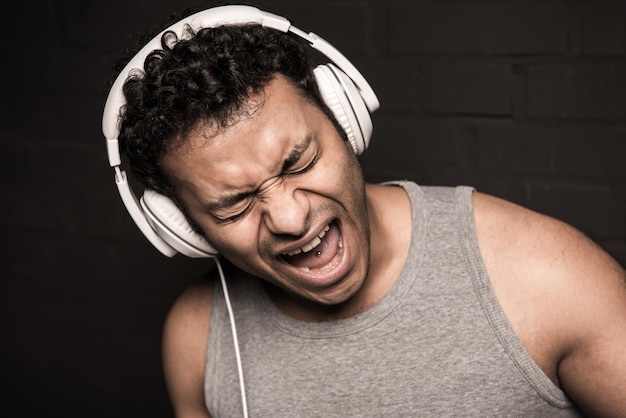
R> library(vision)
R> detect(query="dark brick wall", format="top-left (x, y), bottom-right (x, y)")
top-left (1, 1), bottom-right (624, 416)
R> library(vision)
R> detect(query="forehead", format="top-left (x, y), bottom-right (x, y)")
top-left (160, 76), bottom-right (323, 200)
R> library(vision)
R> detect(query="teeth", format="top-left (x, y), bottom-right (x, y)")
top-left (318, 224), bottom-right (330, 239)
top-left (283, 224), bottom-right (331, 256)
top-left (301, 236), bottom-right (321, 253)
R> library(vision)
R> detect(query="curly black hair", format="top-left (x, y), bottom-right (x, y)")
top-left (117, 23), bottom-right (332, 199)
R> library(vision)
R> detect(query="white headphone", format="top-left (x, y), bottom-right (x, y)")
top-left (102, 5), bottom-right (379, 259)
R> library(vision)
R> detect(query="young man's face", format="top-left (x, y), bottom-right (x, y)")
top-left (161, 75), bottom-right (371, 307)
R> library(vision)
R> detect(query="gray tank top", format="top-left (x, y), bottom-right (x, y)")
top-left (205, 182), bottom-right (582, 417)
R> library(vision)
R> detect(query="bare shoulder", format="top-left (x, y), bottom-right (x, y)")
top-left (162, 273), bottom-right (217, 417)
top-left (472, 192), bottom-right (626, 416)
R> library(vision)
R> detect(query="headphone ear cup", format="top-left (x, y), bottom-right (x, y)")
top-left (140, 190), bottom-right (218, 257)
top-left (313, 64), bottom-right (373, 155)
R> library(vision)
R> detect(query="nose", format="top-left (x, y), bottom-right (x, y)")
top-left (259, 177), bottom-right (310, 237)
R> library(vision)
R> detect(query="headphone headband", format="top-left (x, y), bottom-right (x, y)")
top-left (103, 5), bottom-right (378, 145)
top-left (102, 5), bottom-right (378, 257)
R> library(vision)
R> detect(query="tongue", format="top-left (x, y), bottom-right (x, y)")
top-left (284, 223), bottom-right (340, 270)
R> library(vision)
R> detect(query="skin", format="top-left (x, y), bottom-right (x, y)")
top-left (160, 75), bottom-right (626, 417)
top-left (161, 75), bottom-right (410, 320)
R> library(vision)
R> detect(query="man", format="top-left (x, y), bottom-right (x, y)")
top-left (109, 6), bottom-right (626, 417)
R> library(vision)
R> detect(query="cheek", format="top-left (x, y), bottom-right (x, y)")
top-left (329, 151), bottom-right (365, 206)
top-left (203, 220), bottom-right (262, 260)
top-left (314, 143), bottom-right (363, 193)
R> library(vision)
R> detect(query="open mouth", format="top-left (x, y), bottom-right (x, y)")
top-left (281, 221), bottom-right (342, 271)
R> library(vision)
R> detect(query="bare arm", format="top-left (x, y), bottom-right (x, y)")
top-left (554, 232), bottom-right (626, 416)
top-left (473, 192), bottom-right (626, 416)
top-left (162, 278), bottom-right (216, 418)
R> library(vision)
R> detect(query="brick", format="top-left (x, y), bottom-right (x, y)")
top-left (364, 57), bottom-right (427, 114)
top-left (471, 178), bottom-right (530, 208)
top-left (359, 116), bottom-right (474, 184)
top-left (582, 2), bottom-right (626, 56)
top-left (1, 91), bottom-right (107, 146)
top-left (601, 241), bottom-right (626, 269)
top-left (259, 3), bottom-right (372, 56)
top-left (528, 183), bottom-right (625, 240)
top-left (96, 1), bottom-right (371, 57)
top-left (528, 65), bottom-right (610, 120)
top-left (610, 67), bottom-right (626, 120)
top-left (477, 123), bottom-right (626, 179)
top-left (54, 1), bottom-right (182, 53)
top-left (388, 2), bottom-right (567, 55)
top-left (0, 133), bottom-right (144, 243)
top-left (430, 62), bottom-right (514, 115)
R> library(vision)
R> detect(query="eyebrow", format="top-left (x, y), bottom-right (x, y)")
top-left (206, 135), bottom-right (313, 213)
top-left (282, 134), bottom-right (312, 172)
top-left (205, 190), bottom-right (255, 214)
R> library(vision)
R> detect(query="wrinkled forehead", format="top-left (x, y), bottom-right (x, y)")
top-left (160, 76), bottom-right (323, 190)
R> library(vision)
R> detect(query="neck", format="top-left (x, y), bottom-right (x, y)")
top-left (359, 182), bottom-right (412, 310)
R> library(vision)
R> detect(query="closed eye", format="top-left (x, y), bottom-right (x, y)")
top-left (211, 136), bottom-right (317, 223)
top-left (213, 197), bottom-right (256, 224)
top-left (286, 151), bottom-right (318, 177)
top-left (214, 154), bottom-right (316, 223)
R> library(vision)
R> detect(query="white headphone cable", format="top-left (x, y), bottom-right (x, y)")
top-left (214, 257), bottom-right (249, 418)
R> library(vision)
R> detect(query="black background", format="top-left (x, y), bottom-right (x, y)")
top-left (1, 1), bottom-right (624, 416)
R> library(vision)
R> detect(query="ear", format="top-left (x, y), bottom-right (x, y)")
top-left (314, 63), bottom-right (373, 155)
top-left (141, 190), bottom-right (218, 257)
